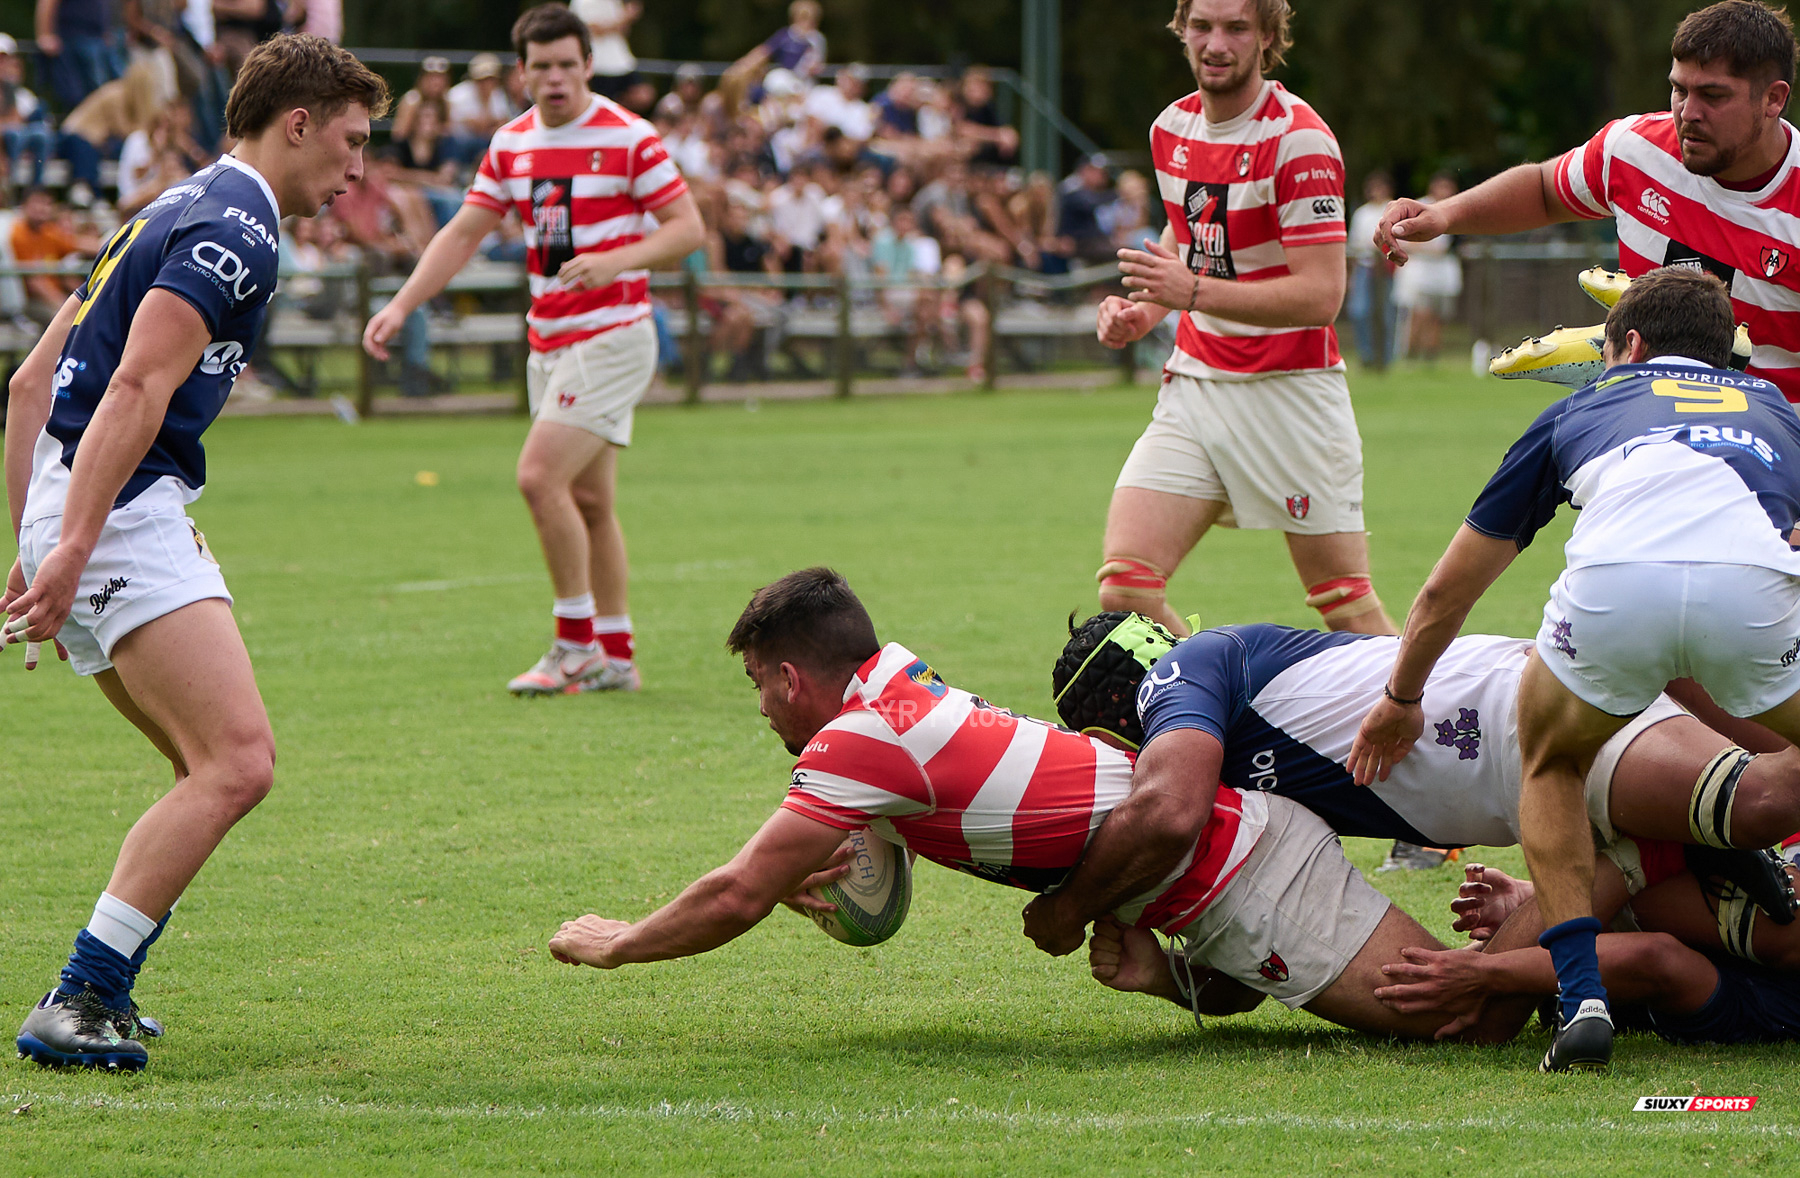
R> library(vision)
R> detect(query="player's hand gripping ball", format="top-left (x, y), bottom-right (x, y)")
top-left (807, 827), bottom-right (912, 946)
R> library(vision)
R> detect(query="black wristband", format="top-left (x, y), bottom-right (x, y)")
top-left (1383, 684), bottom-right (1423, 706)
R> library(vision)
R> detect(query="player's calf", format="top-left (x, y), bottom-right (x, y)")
top-left (1096, 557), bottom-right (1189, 636)
top-left (1304, 574), bottom-right (1391, 634)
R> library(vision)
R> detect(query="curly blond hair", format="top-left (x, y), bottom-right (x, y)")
top-left (1167, 0), bottom-right (1294, 74)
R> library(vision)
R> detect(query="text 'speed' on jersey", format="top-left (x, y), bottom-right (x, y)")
top-left (1465, 359), bottom-right (1800, 576)
top-left (35, 156), bottom-right (279, 515)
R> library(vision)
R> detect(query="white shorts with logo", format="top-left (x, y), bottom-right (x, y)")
top-left (1114, 369), bottom-right (1365, 534)
top-left (17, 503), bottom-right (231, 676)
top-left (1538, 561), bottom-right (1800, 718)
top-left (1172, 793), bottom-right (1389, 1008)
top-left (526, 316), bottom-right (658, 446)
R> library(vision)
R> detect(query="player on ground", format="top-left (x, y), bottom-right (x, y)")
top-left (1374, 861), bottom-right (1800, 1046)
top-left (2, 36), bottom-right (387, 1071)
top-left (546, 568), bottom-right (1513, 1042)
top-left (1347, 268), bottom-right (1800, 1073)
top-left (1090, 0), bottom-right (1395, 644)
top-left (363, 2), bottom-right (705, 697)
top-left (1377, 1), bottom-right (1800, 401)
top-left (1023, 613), bottom-right (1799, 962)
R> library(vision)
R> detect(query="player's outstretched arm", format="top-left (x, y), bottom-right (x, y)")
top-left (3, 290), bottom-right (209, 649)
top-left (1374, 161), bottom-right (1572, 264)
top-left (548, 807), bottom-right (849, 969)
top-left (1347, 525), bottom-right (1518, 784)
top-left (362, 202), bottom-right (504, 360)
top-left (1021, 729), bottom-right (1224, 956)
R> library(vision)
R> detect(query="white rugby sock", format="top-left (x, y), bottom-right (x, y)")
top-left (594, 614), bottom-right (631, 634)
top-left (552, 594), bottom-right (596, 619)
top-left (87, 892), bottom-right (158, 959)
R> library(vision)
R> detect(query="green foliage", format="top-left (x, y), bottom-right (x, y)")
top-left (2, 371), bottom-right (1795, 1173)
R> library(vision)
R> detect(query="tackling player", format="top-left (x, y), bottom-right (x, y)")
top-left (363, 3), bottom-right (705, 697)
top-left (1090, 0), bottom-right (1396, 643)
top-left (546, 568), bottom-right (1524, 1043)
top-left (1377, 1), bottom-right (1800, 401)
top-left (2, 36), bottom-right (387, 1070)
top-left (1348, 268), bottom-right (1800, 1072)
top-left (1023, 612), bottom-right (1799, 963)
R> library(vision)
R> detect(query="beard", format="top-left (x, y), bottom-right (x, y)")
top-left (1678, 123), bottom-right (1751, 177)
top-left (1191, 50), bottom-right (1258, 95)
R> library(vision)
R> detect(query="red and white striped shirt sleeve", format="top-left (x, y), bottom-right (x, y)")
top-left (466, 143), bottom-right (510, 215)
top-left (781, 712), bottom-right (930, 831)
top-left (1553, 118), bottom-right (1623, 221)
top-left (1273, 115), bottom-right (1347, 247)
top-left (627, 127), bottom-right (688, 212)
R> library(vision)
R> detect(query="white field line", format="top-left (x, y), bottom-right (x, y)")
top-left (390, 574), bottom-right (542, 594)
top-left (389, 559), bottom-right (751, 594)
top-left (3, 1091), bottom-right (1795, 1137)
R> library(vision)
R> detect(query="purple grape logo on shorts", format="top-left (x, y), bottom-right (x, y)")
top-left (1551, 617), bottom-right (1577, 658)
top-left (1434, 708), bottom-right (1481, 760)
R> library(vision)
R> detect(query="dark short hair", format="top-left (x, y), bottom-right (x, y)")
top-left (225, 35), bottom-right (390, 140)
top-left (513, 3), bottom-right (592, 63)
top-left (1050, 612), bottom-right (1182, 748)
top-left (1672, 0), bottom-right (1797, 92)
top-left (1605, 266), bottom-right (1736, 368)
top-left (726, 568), bottom-right (880, 675)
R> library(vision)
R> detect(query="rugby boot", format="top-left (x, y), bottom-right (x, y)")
top-left (16, 987), bottom-right (148, 1071)
top-left (122, 999), bottom-right (165, 1040)
top-left (575, 657), bottom-right (641, 693)
top-left (1578, 267), bottom-right (1631, 309)
top-left (1489, 325), bottom-right (1606, 389)
top-left (1685, 844), bottom-right (1799, 925)
top-left (508, 642), bottom-right (609, 696)
top-left (1540, 998), bottom-right (1613, 1073)
top-left (1377, 841), bottom-right (1453, 872)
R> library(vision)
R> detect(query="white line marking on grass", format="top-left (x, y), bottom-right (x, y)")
top-left (3, 1092), bottom-right (1794, 1138)
top-left (390, 574), bottom-right (542, 594)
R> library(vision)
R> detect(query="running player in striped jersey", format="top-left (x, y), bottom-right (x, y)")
top-left (1377, 1), bottom-right (1800, 401)
top-left (1091, 0), bottom-right (1397, 646)
top-left (547, 569), bottom-right (1519, 1041)
top-left (364, 3), bottom-right (704, 697)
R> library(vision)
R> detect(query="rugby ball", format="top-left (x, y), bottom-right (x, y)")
top-left (807, 827), bottom-right (912, 946)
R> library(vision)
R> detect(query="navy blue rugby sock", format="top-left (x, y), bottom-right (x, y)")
top-left (1540, 916), bottom-right (1607, 1023)
top-left (56, 930), bottom-right (135, 1011)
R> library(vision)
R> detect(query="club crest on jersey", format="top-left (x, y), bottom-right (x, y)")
top-left (1285, 494), bottom-right (1310, 520)
top-left (557, 391), bottom-right (577, 409)
top-left (1169, 143), bottom-right (1188, 169)
top-left (1236, 150), bottom-right (1251, 177)
top-left (1434, 708), bottom-right (1481, 760)
top-left (904, 658), bottom-right (948, 697)
top-left (1763, 246), bottom-right (1790, 279)
top-left (591, 150), bottom-right (603, 172)
top-left (1258, 951), bottom-right (1289, 983)
top-left (1550, 617), bottom-right (1577, 658)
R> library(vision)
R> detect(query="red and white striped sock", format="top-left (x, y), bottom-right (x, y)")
top-left (553, 594), bottom-right (597, 649)
top-left (595, 614), bottom-right (634, 661)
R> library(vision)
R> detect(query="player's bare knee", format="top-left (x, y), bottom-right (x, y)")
top-left (212, 732), bottom-right (277, 814)
top-left (1617, 931), bottom-right (1689, 991)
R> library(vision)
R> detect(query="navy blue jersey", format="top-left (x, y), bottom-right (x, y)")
top-left (1618, 955), bottom-right (1800, 1045)
top-left (27, 157), bottom-right (279, 519)
top-left (1466, 358), bottom-right (1800, 574)
top-left (1136, 624), bottom-right (1538, 848)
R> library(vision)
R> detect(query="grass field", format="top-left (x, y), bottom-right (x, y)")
top-left (3, 366), bottom-right (1796, 1175)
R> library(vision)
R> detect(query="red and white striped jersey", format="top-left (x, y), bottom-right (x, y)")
top-left (1151, 81), bottom-right (1347, 381)
top-left (466, 93), bottom-right (687, 351)
top-left (1554, 112), bottom-right (1800, 402)
top-left (781, 643), bottom-right (1267, 935)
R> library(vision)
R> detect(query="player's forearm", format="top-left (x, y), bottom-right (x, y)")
top-left (6, 294), bottom-right (79, 535)
top-left (1049, 790), bottom-right (1212, 930)
top-left (383, 206), bottom-right (493, 316)
top-left (1430, 162), bottom-right (1575, 237)
top-left (52, 377), bottom-right (173, 555)
top-left (608, 869), bottom-right (775, 965)
top-left (1189, 271), bottom-right (1344, 329)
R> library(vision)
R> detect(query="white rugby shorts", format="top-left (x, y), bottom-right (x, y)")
top-left (1114, 369), bottom-right (1366, 534)
top-left (526, 315), bottom-right (658, 446)
top-left (1172, 793), bottom-right (1389, 1008)
top-left (1538, 561), bottom-right (1800, 718)
top-left (17, 503), bottom-right (231, 676)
